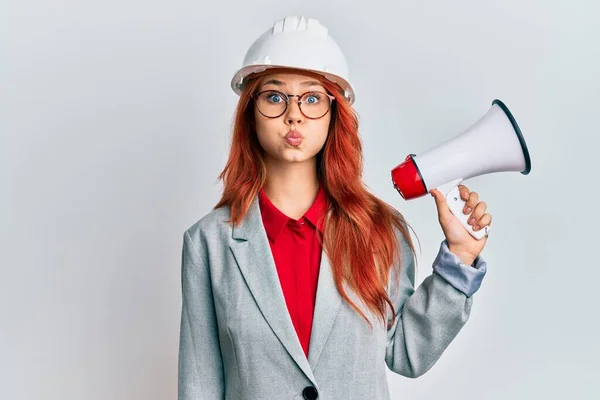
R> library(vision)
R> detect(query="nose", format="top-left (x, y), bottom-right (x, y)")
top-left (285, 98), bottom-right (304, 125)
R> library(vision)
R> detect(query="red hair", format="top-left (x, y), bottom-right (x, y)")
top-left (215, 69), bottom-right (419, 329)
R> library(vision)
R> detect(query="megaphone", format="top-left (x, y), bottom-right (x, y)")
top-left (391, 99), bottom-right (531, 240)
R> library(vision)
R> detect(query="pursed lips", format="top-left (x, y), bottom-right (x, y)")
top-left (285, 130), bottom-right (304, 146)
top-left (285, 130), bottom-right (303, 139)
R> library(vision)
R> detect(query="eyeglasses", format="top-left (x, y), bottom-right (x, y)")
top-left (252, 90), bottom-right (335, 119)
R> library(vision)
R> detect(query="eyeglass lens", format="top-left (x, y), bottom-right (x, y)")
top-left (255, 90), bottom-right (331, 119)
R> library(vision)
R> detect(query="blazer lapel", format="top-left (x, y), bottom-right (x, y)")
top-left (229, 196), bottom-right (317, 384)
top-left (307, 247), bottom-right (343, 369)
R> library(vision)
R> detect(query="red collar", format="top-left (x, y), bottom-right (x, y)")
top-left (258, 184), bottom-right (327, 242)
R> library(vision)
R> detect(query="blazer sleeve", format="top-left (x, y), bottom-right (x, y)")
top-left (178, 230), bottom-right (225, 399)
top-left (385, 225), bottom-right (488, 378)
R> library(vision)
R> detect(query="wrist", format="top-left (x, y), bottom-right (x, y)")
top-left (448, 246), bottom-right (476, 266)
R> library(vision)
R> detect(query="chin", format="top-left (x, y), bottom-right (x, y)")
top-left (277, 151), bottom-right (317, 164)
top-left (282, 155), bottom-right (311, 163)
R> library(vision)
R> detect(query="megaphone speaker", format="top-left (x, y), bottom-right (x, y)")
top-left (391, 99), bottom-right (531, 240)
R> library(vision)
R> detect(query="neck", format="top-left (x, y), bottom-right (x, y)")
top-left (262, 157), bottom-right (320, 220)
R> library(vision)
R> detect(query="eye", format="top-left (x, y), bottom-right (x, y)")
top-left (266, 92), bottom-right (284, 103)
top-left (305, 93), bottom-right (322, 104)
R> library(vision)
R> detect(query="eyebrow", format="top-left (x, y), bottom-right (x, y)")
top-left (261, 79), bottom-right (323, 88)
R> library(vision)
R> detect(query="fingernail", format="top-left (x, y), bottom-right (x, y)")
top-left (469, 218), bottom-right (476, 224)
top-left (474, 225), bottom-right (480, 230)
top-left (464, 207), bottom-right (472, 214)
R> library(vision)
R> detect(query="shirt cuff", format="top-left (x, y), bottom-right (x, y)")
top-left (431, 239), bottom-right (487, 297)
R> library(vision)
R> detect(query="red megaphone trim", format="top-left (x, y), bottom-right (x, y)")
top-left (391, 154), bottom-right (428, 200)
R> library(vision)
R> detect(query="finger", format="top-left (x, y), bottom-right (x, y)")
top-left (463, 191), bottom-right (479, 215)
top-left (473, 213), bottom-right (492, 231)
top-left (468, 201), bottom-right (487, 226)
top-left (458, 185), bottom-right (472, 215)
top-left (458, 184), bottom-right (470, 203)
top-left (429, 189), bottom-right (452, 220)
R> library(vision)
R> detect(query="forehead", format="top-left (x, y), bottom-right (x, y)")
top-left (258, 71), bottom-right (326, 89)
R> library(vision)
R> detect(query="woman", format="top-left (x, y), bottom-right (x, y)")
top-left (178, 16), bottom-right (490, 400)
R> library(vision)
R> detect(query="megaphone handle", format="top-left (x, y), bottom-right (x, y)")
top-left (444, 185), bottom-right (489, 241)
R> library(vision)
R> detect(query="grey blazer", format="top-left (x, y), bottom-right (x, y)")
top-left (178, 195), bottom-right (487, 400)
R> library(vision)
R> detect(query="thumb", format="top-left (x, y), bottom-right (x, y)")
top-left (430, 189), bottom-right (452, 220)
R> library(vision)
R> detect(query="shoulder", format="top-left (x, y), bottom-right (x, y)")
top-left (389, 207), bottom-right (413, 252)
top-left (183, 204), bottom-right (232, 246)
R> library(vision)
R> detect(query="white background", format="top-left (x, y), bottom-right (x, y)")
top-left (2, 0), bottom-right (598, 399)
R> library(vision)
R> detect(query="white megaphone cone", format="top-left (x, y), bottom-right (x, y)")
top-left (391, 99), bottom-right (532, 240)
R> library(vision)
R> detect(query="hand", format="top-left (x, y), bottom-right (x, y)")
top-left (430, 184), bottom-right (492, 266)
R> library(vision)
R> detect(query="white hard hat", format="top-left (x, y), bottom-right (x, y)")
top-left (230, 16), bottom-right (355, 104)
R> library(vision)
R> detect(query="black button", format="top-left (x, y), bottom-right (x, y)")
top-left (302, 386), bottom-right (318, 400)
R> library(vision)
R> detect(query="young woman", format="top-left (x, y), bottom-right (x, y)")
top-left (178, 16), bottom-right (490, 400)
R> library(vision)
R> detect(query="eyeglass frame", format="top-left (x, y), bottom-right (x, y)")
top-left (251, 89), bottom-right (336, 120)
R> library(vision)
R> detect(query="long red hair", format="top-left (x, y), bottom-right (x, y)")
top-left (215, 68), bottom-right (419, 329)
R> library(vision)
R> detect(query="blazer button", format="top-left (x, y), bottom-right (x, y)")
top-left (302, 386), bottom-right (318, 400)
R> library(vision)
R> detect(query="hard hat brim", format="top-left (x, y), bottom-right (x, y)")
top-left (230, 64), bottom-right (355, 105)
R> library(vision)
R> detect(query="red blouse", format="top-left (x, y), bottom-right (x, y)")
top-left (258, 185), bottom-right (327, 358)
